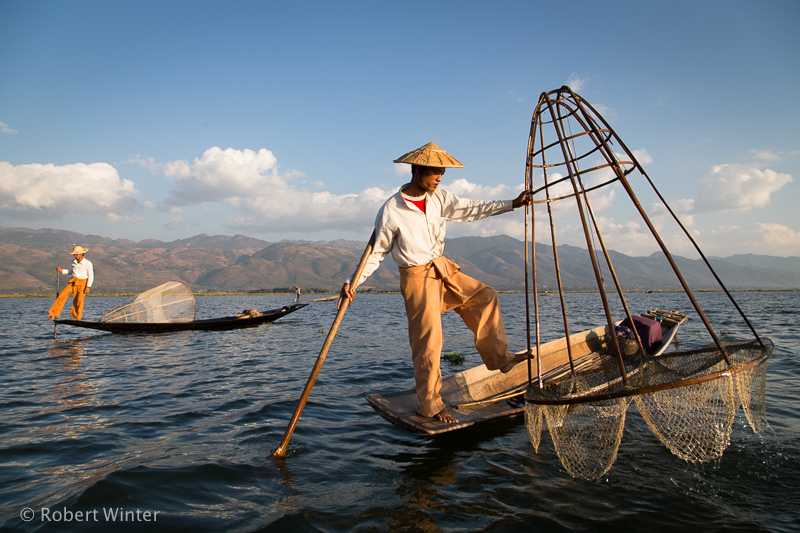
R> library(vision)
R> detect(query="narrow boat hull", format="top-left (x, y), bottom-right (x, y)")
top-left (56, 303), bottom-right (308, 333)
top-left (366, 309), bottom-right (687, 434)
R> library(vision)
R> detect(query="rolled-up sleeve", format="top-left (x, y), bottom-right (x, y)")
top-left (347, 207), bottom-right (395, 288)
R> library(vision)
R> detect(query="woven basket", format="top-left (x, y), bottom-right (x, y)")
top-left (617, 338), bottom-right (640, 357)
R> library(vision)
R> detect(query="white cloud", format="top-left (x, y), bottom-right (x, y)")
top-left (107, 212), bottom-right (142, 223)
top-left (592, 102), bottom-right (612, 117)
top-left (565, 74), bottom-right (587, 92)
top-left (507, 90), bottom-right (525, 102)
top-left (392, 163), bottom-right (411, 176)
top-left (690, 164), bottom-right (793, 214)
top-left (446, 213), bottom-right (527, 240)
top-left (0, 121), bottom-right (17, 134)
top-left (0, 161), bottom-right (138, 219)
top-left (750, 150), bottom-right (781, 163)
top-left (662, 223), bottom-right (800, 257)
top-left (520, 156), bottom-right (799, 257)
top-left (531, 170), bottom-right (617, 222)
top-left (754, 222), bottom-right (800, 250)
top-left (229, 186), bottom-right (392, 234)
top-left (632, 149), bottom-right (653, 166)
top-left (123, 147), bottom-right (797, 257)
top-left (122, 154), bottom-right (159, 172)
top-left (446, 178), bottom-right (513, 201)
top-left (749, 149), bottom-right (799, 163)
top-left (150, 147), bottom-right (539, 235)
top-left (161, 147), bottom-right (296, 206)
top-left (165, 216), bottom-right (183, 230)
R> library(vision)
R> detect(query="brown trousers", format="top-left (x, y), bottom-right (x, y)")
top-left (399, 256), bottom-right (513, 417)
top-left (48, 278), bottom-right (88, 320)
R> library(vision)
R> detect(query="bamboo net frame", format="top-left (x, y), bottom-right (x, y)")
top-left (99, 281), bottom-right (196, 323)
top-left (521, 87), bottom-right (773, 479)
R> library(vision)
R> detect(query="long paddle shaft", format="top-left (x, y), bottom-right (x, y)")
top-left (271, 231), bottom-right (376, 459)
top-left (53, 271), bottom-right (60, 340)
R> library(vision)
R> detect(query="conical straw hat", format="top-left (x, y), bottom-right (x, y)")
top-left (393, 142), bottom-right (465, 168)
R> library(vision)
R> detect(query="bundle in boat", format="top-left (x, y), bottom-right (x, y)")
top-left (519, 87), bottom-right (773, 480)
top-left (99, 281), bottom-right (196, 323)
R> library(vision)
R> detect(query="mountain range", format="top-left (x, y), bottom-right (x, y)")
top-left (1, 226), bottom-right (798, 295)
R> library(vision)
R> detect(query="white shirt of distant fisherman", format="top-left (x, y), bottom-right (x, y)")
top-left (60, 258), bottom-right (94, 288)
top-left (348, 187), bottom-right (513, 287)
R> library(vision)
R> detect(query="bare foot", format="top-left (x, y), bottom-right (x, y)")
top-left (500, 351), bottom-right (529, 373)
top-left (434, 408), bottom-right (458, 424)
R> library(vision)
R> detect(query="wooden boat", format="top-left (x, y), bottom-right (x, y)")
top-left (56, 303), bottom-right (308, 333)
top-left (365, 308), bottom-right (687, 435)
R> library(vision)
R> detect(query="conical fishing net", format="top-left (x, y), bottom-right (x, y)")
top-left (99, 281), bottom-right (196, 323)
top-left (514, 87), bottom-right (774, 480)
top-left (633, 359), bottom-right (736, 463)
top-left (525, 338), bottom-right (772, 480)
top-left (544, 396), bottom-right (630, 480)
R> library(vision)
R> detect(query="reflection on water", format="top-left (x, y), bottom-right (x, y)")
top-left (48, 339), bottom-right (96, 410)
top-left (0, 293), bottom-right (798, 532)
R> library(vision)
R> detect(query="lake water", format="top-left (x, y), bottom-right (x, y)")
top-left (0, 291), bottom-right (798, 532)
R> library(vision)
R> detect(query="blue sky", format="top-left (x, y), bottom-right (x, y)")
top-left (1, 0), bottom-right (798, 257)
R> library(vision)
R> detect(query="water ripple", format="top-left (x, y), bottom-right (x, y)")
top-left (0, 292), bottom-right (797, 532)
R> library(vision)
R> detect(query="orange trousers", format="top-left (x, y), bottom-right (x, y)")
top-left (399, 256), bottom-right (514, 417)
top-left (48, 278), bottom-right (88, 320)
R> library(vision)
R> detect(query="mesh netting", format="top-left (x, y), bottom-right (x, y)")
top-left (99, 281), bottom-right (196, 323)
top-left (525, 338), bottom-right (773, 480)
top-left (634, 359), bottom-right (736, 463)
top-left (546, 397), bottom-right (630, 480)
top-left (525, 403), bottom-right (544, 453)
top-left (732, 345), bottom-right (770, 433)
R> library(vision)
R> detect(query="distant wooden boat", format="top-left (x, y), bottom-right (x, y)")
top-left (56, 303), bottom-right (308, 333)
top-left (366, 309), bottom-right (687, 434)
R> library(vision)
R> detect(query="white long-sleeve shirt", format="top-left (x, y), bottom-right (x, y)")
top-left (60, 258), bottom-right (94, 288)
top-left (348, 187), bottom-right (513, 287)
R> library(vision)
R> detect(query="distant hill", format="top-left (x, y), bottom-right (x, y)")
top-left (0, 226), bottom-right (270, 251)
top-left (1, 226), bottom-right (798, 295)
top-left (710, 253), bottom-right (800, 272)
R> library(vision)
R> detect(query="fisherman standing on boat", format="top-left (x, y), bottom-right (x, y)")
top-left (48, 246), bottom-right (94, 321)
top-left (338, 142), bottom-right (531, 424)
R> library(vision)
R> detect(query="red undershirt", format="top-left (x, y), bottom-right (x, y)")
top-left (404, 196), bottom-right (426, 213)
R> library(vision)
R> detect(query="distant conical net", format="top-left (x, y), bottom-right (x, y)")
top-left (99, 281), bottom-right (196, 323)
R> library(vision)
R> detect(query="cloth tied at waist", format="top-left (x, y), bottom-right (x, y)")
top-left (399, 256), bottom-right (461, 280)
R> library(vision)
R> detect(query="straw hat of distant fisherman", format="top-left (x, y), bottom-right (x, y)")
top-left (69, 246), bottom-right (89, 255)
top-left (393, 142), bottom-right (465, 168)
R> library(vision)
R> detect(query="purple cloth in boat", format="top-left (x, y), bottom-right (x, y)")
top-left (619, 315), bottom-right (662, 352)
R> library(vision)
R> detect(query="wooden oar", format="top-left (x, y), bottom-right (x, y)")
top-left (271, 231), bottom-right (376, 459)
top-left (53, 271), bottom-right (60, 340)
top-left (300, 295), bottom-right (339, 303)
